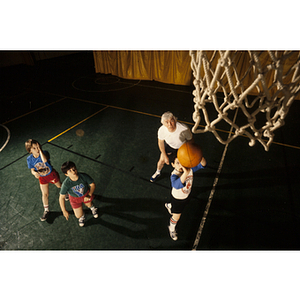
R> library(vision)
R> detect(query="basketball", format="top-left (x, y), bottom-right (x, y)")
top-left (177, 142), bottom-right (203, 168)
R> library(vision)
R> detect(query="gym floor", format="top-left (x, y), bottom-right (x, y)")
top-left (1, 51), bottom-right (300, 252)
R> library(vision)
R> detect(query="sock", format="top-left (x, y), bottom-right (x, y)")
top-left (169, 217), bottom-right (177, 231)
top-left (156, 170), bottom-right (161, 174)
top-left (44, 205), bottom-right (49, 212)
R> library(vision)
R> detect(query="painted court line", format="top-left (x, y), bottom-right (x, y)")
top-left (3, 97), bottom-right (66, 125)
top-left (192, 108), bottom-right (239, 250)
top-left (47, 106), bottom-right (108, 142)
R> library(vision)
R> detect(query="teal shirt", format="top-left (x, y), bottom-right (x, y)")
top-left (60, 172), bottom-right (94, 198)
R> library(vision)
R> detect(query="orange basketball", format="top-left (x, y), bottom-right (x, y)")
top-left (177, 142), bottom-right (203, 168)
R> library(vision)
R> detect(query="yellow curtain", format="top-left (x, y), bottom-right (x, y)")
top-left (93, 50), bottom-right (193, 85)
top-left (93, 50), bottom-right (300, 99)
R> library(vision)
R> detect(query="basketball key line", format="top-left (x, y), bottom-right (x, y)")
top-left (47, 106), bottom-right (108, 142)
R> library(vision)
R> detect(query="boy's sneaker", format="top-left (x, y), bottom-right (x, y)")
top-left (165, 203), bottom-right (172, 215)
top-left (168, 226), bottom-right (178, 241)
top-left (65, 194), bottom-right (69, 201)
top-left (79, 216), bottom-right (85, 227)
top-left (40, 210), bottom-right (50, 221)
top-left (91, 207), bottom-right (98, 218)
top-left (150, 171), bottom-right (161, 182)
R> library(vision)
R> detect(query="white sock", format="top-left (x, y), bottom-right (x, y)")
top-left (44, 205), bottom-right (49, 212)
top-left (169, 217), bottom-right (177, 231)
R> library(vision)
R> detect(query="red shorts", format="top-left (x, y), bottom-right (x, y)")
top-left (39, 169), bottom-right (60, 185)
top-left (69, 190), bottom-right (94, 209)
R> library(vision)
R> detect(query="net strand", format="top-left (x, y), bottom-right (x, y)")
top-left (190, 50), bottom-right (300, 151)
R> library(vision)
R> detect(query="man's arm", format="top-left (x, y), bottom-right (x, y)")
top-left (158, 138), bottom-right (169, 165)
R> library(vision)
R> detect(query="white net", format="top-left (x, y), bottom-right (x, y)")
top-left (190, 50), bottom-right (300, 150)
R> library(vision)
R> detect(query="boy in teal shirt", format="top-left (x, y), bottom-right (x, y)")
top-left (59, 161), bottom-right (98, 227)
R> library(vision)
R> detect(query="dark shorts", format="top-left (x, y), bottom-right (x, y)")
top-left (170, 194), bottom-right (190, 214)
top-left (165, 142), bottom-right (178, 156)
top-left (39, 169), bottom-right (60, 185)
top-left (68, 190), bottom-right (94, 209)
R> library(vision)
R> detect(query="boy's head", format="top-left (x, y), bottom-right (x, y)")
top-left (61, 161), bottom-right (77, 175)
top-left (25, 139), bottom-right (39, 153)
top-left (169, 153), bottom-right (184, 172)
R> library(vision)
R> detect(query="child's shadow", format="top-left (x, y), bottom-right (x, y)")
top-left (46, 210), bottom-right (74, 224)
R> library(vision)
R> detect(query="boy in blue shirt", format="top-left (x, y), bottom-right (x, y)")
top-left (25, 139), bottom-right (62, 221)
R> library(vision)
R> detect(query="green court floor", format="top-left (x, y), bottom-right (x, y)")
top-left (1, 52), bottom-right (300, 251)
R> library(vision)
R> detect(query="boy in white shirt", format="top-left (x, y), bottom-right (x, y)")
top-left (165, 154), bottom-right (206, 241)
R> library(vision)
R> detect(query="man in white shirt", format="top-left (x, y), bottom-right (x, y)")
top-left (150, 111), bottom-right (193, 182)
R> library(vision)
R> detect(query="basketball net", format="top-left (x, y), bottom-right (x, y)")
top-left (190, 51), bottom-right (300, 150)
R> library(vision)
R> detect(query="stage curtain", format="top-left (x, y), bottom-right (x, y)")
top-left (93, 50), bottom-right (300, 99)
top-left (93, 50), bottom-right (193, 86)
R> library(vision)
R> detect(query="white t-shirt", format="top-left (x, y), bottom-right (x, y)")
top-left (157, 122), bottom-right (192, 149)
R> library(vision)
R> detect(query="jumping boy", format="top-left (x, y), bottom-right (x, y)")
top-left (165, 154), bottom-right (206, 241)
top-left (59, 161), bottom-right (98, 227)
top-left (25, 139), bottom-right (62, 221)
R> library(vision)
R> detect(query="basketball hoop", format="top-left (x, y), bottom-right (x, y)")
top-left (190, 50), bottom-right (300, 150)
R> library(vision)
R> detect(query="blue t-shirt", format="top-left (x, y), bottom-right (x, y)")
top-left (27, 150), bottom-right (53, 177)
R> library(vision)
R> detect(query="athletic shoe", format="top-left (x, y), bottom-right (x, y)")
top-left (150, 171), bottom-right (160, 182)
top-left (165, 203), bottom-right (172, 215)
top-left (40, 210), bottom-right (50, 221)
top-left (79, 216), bottom-right (85, 227)
top-left (91, 207), bottom-right (98, 218)
top-left (65, 194), bottom-right (69, 201)
top-left (168, 226), bottom-right (178, 241)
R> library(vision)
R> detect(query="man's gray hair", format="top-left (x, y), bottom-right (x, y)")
top-left (161, 111), bottom-right (177, 124)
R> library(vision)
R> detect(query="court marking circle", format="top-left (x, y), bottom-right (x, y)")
top-left (72, 74), bottom-right (140, 92)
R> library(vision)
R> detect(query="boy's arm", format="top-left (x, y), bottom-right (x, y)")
top-left (171, 174), bottom-right (185, 189)
top-left (59, 194), bottom-right (69, 220)
top-left (84, 182), bottom-right (95, 202)
top-left (192, 158), bottom-right (207, 172)
top-left (37, 142), bottom-right (48, 163)
top-left (30, 168), bottom-right (40, 179)
top-left (180, 167), bottom-right (190, 184)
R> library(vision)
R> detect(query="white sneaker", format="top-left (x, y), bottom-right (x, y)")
top-left (165, 203), bottom-right (172, 215)
top-left (79, 216), bottom-right (85, 227)
top-left (168, 226), bottom-right (178, 241)
top-left (91, 207), bottom-right (98, 218)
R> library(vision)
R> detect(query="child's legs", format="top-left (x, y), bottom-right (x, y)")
top-left (172, 213), bottom-right (181, 221)
top-left (73, 206), bottom-right (84, 219)
top-left (84, 200), bottom-right (92, 208)
top-left (54, 181), bottom-right (62, 188)
top-left (39, 183), bottom-right (49, 206)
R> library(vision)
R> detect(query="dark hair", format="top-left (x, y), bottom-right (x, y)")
top-left (61, 161), bottom-right (76, 174)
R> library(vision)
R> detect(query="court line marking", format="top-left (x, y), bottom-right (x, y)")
top-left (3, 97), bottom-right (66, 125)
top-left (3, 88), bottom-right (300, 151)
top-left (47, 106), bottom-right (108, 142)
top-left (67, 97), bottom-right (300, 151)
top-left (24, 88), bottom-right (300, 150)
top-left (192, 108), bottom-right (239, 251)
